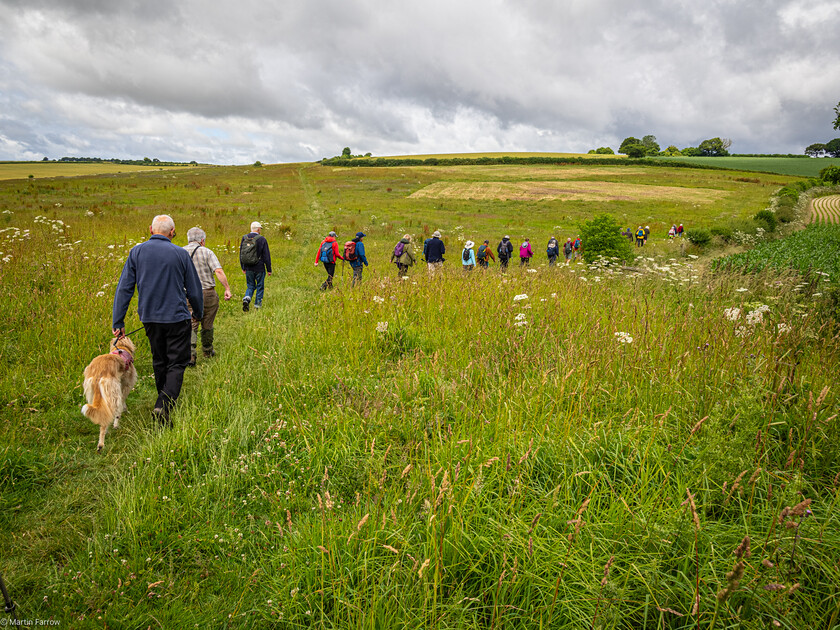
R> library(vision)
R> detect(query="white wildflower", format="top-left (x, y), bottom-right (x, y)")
top-left (373, 296), bottom-right (385, 304)
top-left (724, 307), bottom-right (741, 321)
top-left (614, 332), bottom-right (633, 344)
top-left (513, 294), bottom-right (528, 301)
top-left (735, 287), bottom-right (749, 293)
top-left (514, 321), bottom-right (528, 327)
top-left (776, 323), bottom-right (791, 334)
top-left (514, 313), bottom-right (527, 321)
top-left (376, 321), bottom-right (388, 333)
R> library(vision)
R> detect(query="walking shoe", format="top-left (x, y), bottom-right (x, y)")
top-left (242, 296), bottom-right (250, 312)
top-left (152, 407), bottom-right (171, 427)
top-left (203, 349), bottom-right (216, 358)
top-left (187, 354), bottom-right (197, 367)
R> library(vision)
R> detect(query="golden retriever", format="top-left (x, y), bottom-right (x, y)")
top-left (81, 336), bottom-right (138, 451)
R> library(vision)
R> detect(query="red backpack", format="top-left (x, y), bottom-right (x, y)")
top-left (344, 240), bottom-right (357, 261)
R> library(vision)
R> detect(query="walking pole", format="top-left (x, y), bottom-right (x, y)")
top-left (0, 572), bottom-right (18, 624)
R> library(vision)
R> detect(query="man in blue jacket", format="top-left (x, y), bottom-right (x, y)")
top-left (348, 231), bottom-right (369, 286)
top-left (425, 230), bottom-right (445, 274)
top-left (112, 215), bottom-right (203, 424)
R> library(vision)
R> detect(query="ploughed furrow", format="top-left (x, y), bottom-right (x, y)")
top-left (810, 195), bottom-right (840, 224)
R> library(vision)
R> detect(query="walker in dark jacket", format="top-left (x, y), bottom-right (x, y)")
top-left (113, 220), bottom-right (203, 422)
top-left (425, 235), bottom-right (445, 263)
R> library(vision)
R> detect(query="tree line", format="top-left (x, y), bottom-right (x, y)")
top-left (590, 135), bottom-right (733, 158)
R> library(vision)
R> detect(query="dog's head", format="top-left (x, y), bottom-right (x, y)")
top-left (110, 335), bottom-right (136, 356)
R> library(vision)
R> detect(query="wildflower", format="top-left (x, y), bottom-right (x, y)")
top-left (527, 269), bottom-right (537, 273)
top-left (401, 276), bottom-right (409, 280)
top-left (724, 307), bottom-right (741, 321)
top-left (376, 321), bottom-right (388, 333)
top-left (373, 296), bottom-right (385, 304)
top-left (777, 323), bottom-right (790, 334)
top-left (514, 321), bottom-right (528, 327)
top-left (614, 332), bottom-right (633, 344)
top-left (735, 287), bottom-right (749, 292)
top-left (514, 313), bottom-right (527, 321)
top-left (513, 294), bottom-right (528, 301)
top-left (688, 254), bottom-right (699, 259)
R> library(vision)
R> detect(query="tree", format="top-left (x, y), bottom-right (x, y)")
top-left (698, 137), bottom-right (730, 156)
top-left (341, 147), bottom-right (352, 158)
top-left (820, 164), bottom-right (840, 184)
top-left (618, 137), bottom-right (641, 155)
top-left (42, 156), bottom-right (49, 161)
top-left (588, 147), bottom-right (614, 154)
top-left (624, 144), bottom-right (647, 158)
top-left (834, 101), bottom-right (840, 131)
top-left (805, 143), bottom-right (827, 157)
top-left (578, 213), bottom-right (633, 264)
top-left (826, 138), bottom-right (840, 158)
top-left (662, 145), bottom-right (682, 156)
top-left (641, 135), bottom-right (660, 155)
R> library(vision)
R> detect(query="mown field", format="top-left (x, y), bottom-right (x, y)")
top-left (0, 162), bottom-right (197, 181)
top-left (654, 156), bottom-right (840, 178)
top-left (1, 161), bottom-right (839, 628)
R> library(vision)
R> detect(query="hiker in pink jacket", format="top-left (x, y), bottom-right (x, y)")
top-left (519, 238), bottom-right (533, 267)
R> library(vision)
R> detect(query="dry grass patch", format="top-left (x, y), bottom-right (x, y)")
top-left (410, 180), bottom-right (728, 203)
top-left (411, 165), bottom-right (649, 179)
top-left (0, 163), bottom-right (194, 181)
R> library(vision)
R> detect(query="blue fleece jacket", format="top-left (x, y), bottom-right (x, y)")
top-left (350, 240), bottom-right (368, 268)
top-left (113, 234), bottom-right (203, 328)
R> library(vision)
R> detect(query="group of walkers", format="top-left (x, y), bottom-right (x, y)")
top-left (311, 230), bottom-right (586, 286)
top-left (626, 223), bottom-right (683, 247)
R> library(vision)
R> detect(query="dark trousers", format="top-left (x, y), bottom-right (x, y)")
top-left (144, 319), bottom-right (191, 414)
top-left (351, 264), bottom-right (364, 286)
top-left (321, 262), bottom-right (336, 290)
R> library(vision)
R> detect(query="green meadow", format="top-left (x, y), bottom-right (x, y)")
top-left (1, 161), bottom-right (839, 628)
top-left (653, 156), bottom-right (840, 178)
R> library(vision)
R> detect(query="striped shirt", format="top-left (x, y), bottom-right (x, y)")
top-left (183, 243), bottom-right (222, 290)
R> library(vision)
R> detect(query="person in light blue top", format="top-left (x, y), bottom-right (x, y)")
top-left (461, 240), bottom-right (476, 271)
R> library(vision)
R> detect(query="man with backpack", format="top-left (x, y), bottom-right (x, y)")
top-left (497, 235), bottom-right (514, 270)
top-left (239, 221), bottom-right (271, 312)
top-left (345, 232), bottom-right (368, 286)
top-left (573, 236), bottom-right (582, 261)
top-left (563, 237), bottom-right (574, 264)
top-left (315, 231), bottom-right (343, 290)
top-left (476, 239), bottom-right (495, 269)
top-left (425, 230), bottom-right (445, 274)
top-left (546, 237), bottom-right (560, 266)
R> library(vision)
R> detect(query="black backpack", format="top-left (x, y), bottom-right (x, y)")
top-left (240, 235), bottom-right (262, 267)
top-left (462, 248), bottom-right (471, 262)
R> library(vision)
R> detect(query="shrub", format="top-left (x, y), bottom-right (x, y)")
top-left (710, 225), bottom-right (734, 242)
top-left (578, 213), bottom-right (633, 264)
top-left (775, 204), bottom-right (796, 223)
top-left (685, 228), bottom-right (712, 246)
top-left (754, 209), bottom-right (778, 232)
top-left (820, 164), bottom-right (840, 185)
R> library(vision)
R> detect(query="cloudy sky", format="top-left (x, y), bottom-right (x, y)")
top-left (0, 0), bottom-right (838, 164)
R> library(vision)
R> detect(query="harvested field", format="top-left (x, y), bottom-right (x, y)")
top-left (809, 195), bottom-right (840, 224)
top-left (410, 165), bottom-right (649, 179)
top-left (409, 180), bottom-right (727, 203)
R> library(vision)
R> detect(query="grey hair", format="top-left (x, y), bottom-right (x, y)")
top-left (151, 215), bottom-right (175, 234)
top-left (187, 227), bottom-right (206, 243)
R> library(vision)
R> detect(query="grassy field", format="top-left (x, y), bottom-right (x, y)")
top-left (653, 156), bottom-right (840, 178)
top-left (0, 162), bottom-right (200, 181)
top-left (1, 161), bottom-right (839, 628)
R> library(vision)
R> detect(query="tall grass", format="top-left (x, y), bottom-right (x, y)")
top-left (1, 164), bottom-right (838, 628)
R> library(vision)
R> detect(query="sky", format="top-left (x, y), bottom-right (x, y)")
top-left (0, 0), bottom-right (838, 165)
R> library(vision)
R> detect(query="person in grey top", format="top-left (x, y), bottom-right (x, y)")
top-left (184, 227), bottom-right (232, 365)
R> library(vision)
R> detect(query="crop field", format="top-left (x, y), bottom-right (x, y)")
top-left (653, 156), bottom-right (840, 178)
top-left (1, 161), bottom-right (839, 628)
top-left (0, 162), bottom-right (195, 181)
top-left (809, 195), bottom-right (840, 224)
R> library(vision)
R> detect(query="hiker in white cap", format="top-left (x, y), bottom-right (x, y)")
top-left (425, 230), bottom-right (445, 274)
top-left (239, 221), bottom-right (271, 311)
top-left (461, 240), bottom-right (476, 272)
top-left (497, 235), bottom-right (514, 271)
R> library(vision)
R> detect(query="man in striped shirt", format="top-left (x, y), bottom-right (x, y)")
top-left (184, 227), bottom-right (233, 366)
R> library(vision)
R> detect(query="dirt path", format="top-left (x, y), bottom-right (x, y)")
top-left (808, 195), bottom-right (840, 224)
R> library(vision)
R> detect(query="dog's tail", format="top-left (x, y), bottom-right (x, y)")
top-left (81, 376), bottom-right (121, 426)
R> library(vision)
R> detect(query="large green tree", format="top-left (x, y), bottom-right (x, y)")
top-left (833, 101), bottom-right (840, 130)
top-left (618, 137), bottom-right (641, 154)
top-left (826, 138), bottom-right (840, 158)
top-left (641, 135), bottom-right (660, 155)
top-left (698, 137), bottom-right (731, 156)
top-left (805, 143), bottom-right (827, 157)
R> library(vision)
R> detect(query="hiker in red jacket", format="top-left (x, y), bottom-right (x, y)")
top-left (315, 231), bottom-right (344, 290)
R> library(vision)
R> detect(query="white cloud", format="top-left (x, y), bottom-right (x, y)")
top-left (0, 0), bottom-right (837, 163)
